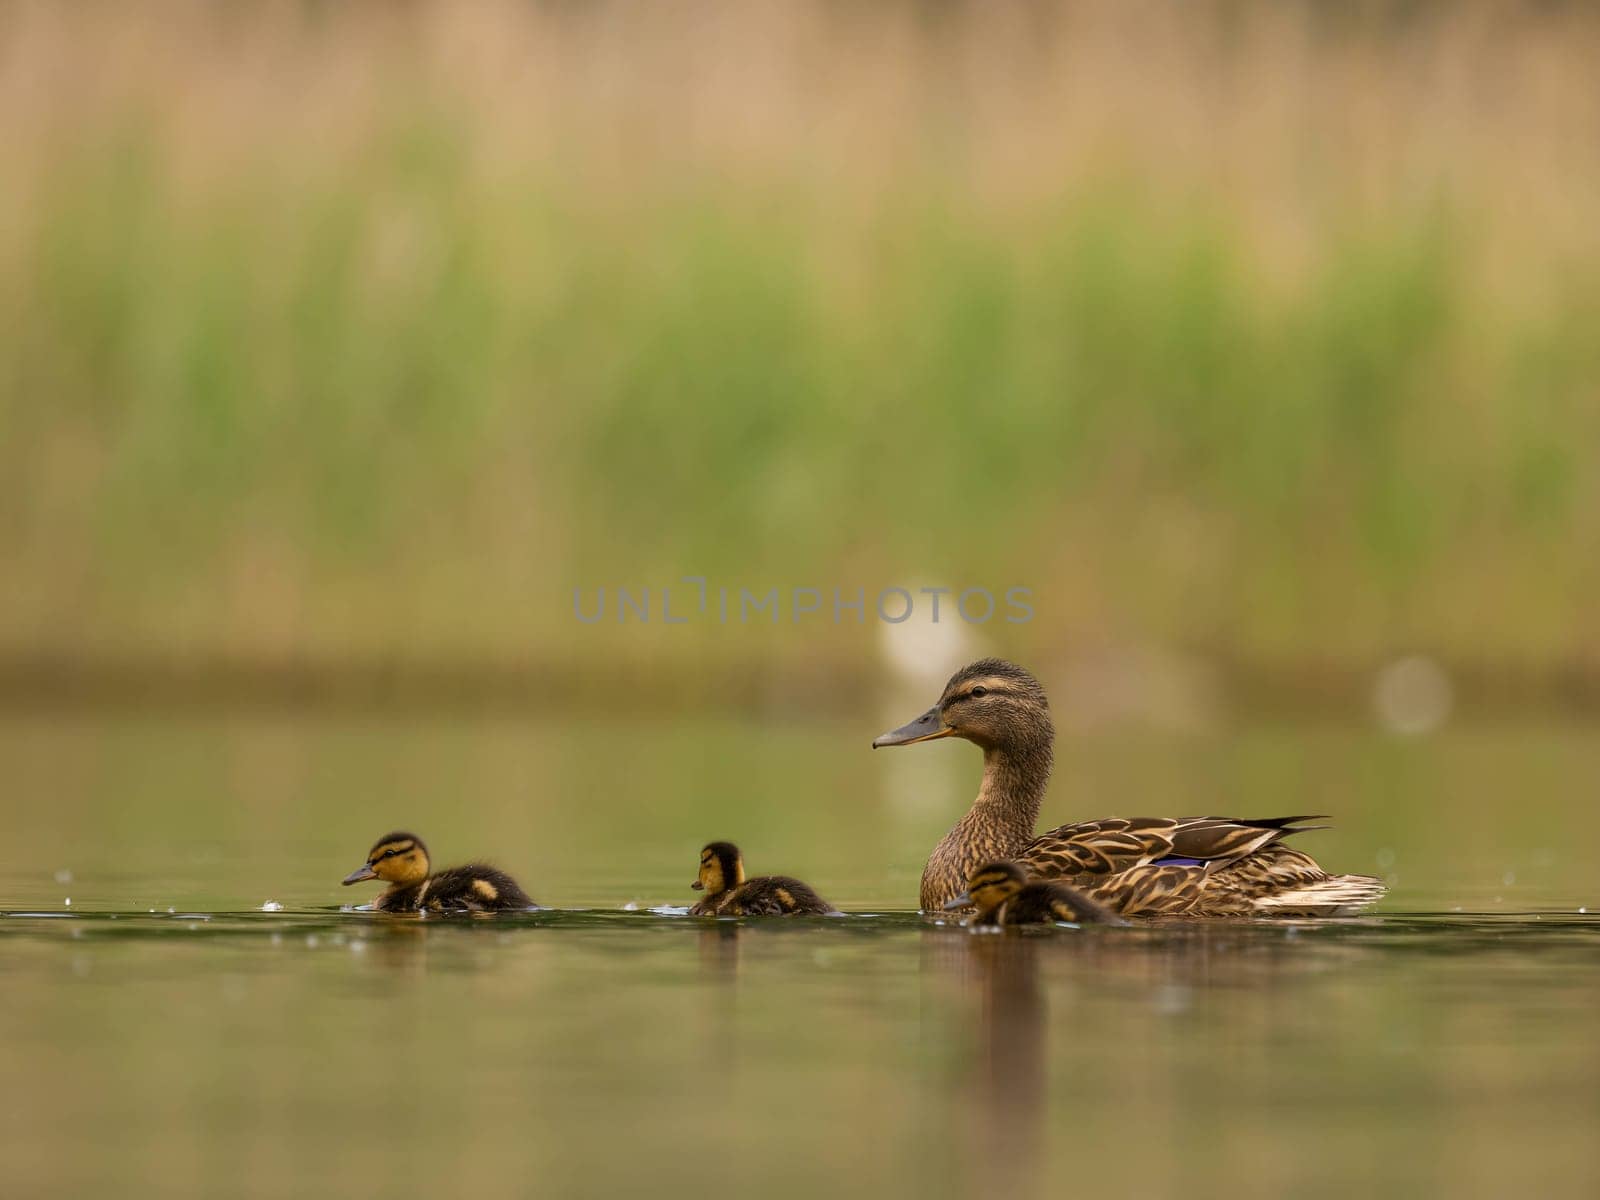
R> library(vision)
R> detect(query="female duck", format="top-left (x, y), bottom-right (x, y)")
top-left (689, 841), bottom-right (837, 916)
top-left (874, 658), bottom-right (1386, 918)
top-left (946, 861), bottom-right (1127, 927)
top-left (341, 831), bottom-right (535, 913)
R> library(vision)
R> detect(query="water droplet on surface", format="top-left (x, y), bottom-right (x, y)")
top-left (63, 898), bottom-right (71, 907)
top-left (620, 901), bottom-right (640, 912)
top-left (260, 900), bottom-right (284, 912)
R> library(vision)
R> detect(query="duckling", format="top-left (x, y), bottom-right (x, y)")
top-left (945, 861), bottom-right (1127, 927)
top-left (341, 831), bottom-right (535, 913)
top-left (874, 657), bottom-right (1387, 917)
top-left (688, 841), bottom-right (837, 916)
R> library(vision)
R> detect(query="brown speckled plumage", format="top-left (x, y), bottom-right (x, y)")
top-left (874, 659), bottom-right (1386, 917)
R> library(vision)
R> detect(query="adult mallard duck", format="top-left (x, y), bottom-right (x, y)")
top-left (688, 841), bottom-right (838, 916)
top-left (947, 860), bottom-right (1128, 927)
top-left (341, 831), bottom-right (536, 913)
top-left (873, 658), bottom-right (1386, 917)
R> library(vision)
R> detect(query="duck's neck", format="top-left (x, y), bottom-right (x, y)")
top-left (921, 737), bottom-right (1053, 911)
top-left (975, 741), bottom-right (1051, 833)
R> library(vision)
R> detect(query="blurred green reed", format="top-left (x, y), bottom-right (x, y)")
top-left (2, 1), bottom-right (1599, 684)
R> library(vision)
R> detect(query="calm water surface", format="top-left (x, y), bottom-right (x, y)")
top-left (2, 713), bottom-right (1598, 1198)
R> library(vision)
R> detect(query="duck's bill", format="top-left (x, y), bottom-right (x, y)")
top-left (871, 706), bottom-right (953, 748)
top-left (690, 880), bottom-right (704, 891)
top-left (341, 864), bottom-right (377, 885)
top-left (941, 894), bottom-right (972, 911)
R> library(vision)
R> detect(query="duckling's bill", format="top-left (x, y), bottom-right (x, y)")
top-left (941, 893), bottom-right (971, 911)
top-left (341, 864), bottom-right (377, 885)
top-left (871, 706), bottom-right (954, 748)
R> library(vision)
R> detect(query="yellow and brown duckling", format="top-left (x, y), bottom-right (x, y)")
top-left (688, 841), bottom-right (838, 916)
top-left (341, 831), bottom-right (535, 913)
top-left (875, 658), bottom-right (1387, 917)
top-left (946, 861), bottom-right (1127, 928)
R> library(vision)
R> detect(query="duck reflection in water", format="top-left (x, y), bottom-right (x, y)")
top-left (698, 919), bottom-right (742, 979)
top-left (925, 916), bottom-right (1384, 1192)
top-left (947, 932), bottom-right (1048, 1194)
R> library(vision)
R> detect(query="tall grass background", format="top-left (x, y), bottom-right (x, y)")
top-left (3, 0), bottom-right (1599, 708)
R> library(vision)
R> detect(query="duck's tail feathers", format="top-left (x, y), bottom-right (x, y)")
top-left (1250, 873), bottom-right (1387, 917)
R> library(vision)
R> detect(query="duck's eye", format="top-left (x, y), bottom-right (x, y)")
top-left (969, 686), bottom-right (988, 699)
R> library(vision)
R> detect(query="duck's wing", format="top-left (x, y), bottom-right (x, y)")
top-left (726, 876), bottom-right (835, 916)
top-left (1078, 863), bottom-right (1227, 917)
top-left (1018, 815), bottom-right (1329, 879)
top-left (463, 865), bottom-right (536, 909)
top-left (723, 879), bottom-right (789, 916)
top-left (1019, 817), bottom-right (1381, 917)
top-left (1211, 842), bottom-right (1387, 915)
top-left (412, 867), bottom-right (480, 912)
top-left (418, 865), bottom-right (535, 912)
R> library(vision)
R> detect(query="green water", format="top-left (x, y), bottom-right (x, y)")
top-left (3, 714), bottom-right (1599, 1198)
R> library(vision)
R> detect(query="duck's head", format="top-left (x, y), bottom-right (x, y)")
top-left (872, 658), bottom-right (1052, 753)
top-left (691, 841), bottom-right (745, 898)
top-left (943, 860), bottom-right (1027, 912)
top-left (343, 832), bottom-right (430, 888)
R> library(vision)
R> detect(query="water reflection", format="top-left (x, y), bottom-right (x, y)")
top-left (960, 933), bottom-right (1046, 1194)
top-left (361, 917), bottom-right (432, 975)
top-left (2, 908), bottom-right (1599, 1198)
top-left (697, 920), bottom-right (742, 979)
top-left (920, 918), bottom-right (1413, 1193)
